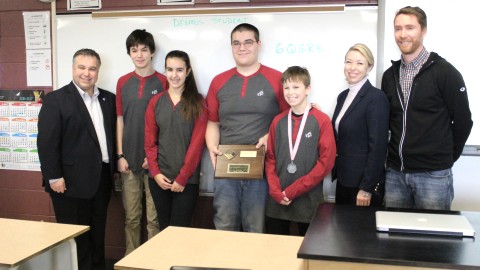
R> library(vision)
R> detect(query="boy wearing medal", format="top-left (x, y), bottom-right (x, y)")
top-left (265, 66), bottom-right (336, 236)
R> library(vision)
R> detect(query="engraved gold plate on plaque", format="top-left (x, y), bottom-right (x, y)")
top-left (227, 164), bottom-right (250, 174)
top-left (215, 145), bottom-right (265, 179)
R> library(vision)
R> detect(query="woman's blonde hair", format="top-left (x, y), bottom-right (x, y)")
top-left (346, 43), bottom-right (374, 67)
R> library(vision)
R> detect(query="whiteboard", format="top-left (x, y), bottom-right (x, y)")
top-left (378, 0), bottom-right (478, 146)
top-left (55, 7), bottom-right (377, 193)
top-left (56, 6), bottom-right (377, 119)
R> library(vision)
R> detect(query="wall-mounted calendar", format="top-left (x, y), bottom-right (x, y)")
top-left (0, 90), bottom-right (44, 171)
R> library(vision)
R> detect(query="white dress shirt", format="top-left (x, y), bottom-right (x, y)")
top-left (75, 83), bottom-right (109, 163)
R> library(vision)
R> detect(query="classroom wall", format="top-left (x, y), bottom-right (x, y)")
top-left (0, 0), bottom-right (55, 218)
top-left (0, 0), bottom-right (377, 260)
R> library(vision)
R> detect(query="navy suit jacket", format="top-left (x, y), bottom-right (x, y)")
top-left (37, 82), bottom-right (116, 199)
top-left (331, 79), bottom-right (389, 192)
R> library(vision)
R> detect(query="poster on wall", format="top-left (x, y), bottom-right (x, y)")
top-left (23, 11), bottom-right (52, 87)
top-left (68, 0), bottom-right (102, 10)
top-left (22, 11), bottom-right (51, 50)
top-left (157, 0), bottom-right (194, 5)
top-left (26, 49), bottom-right (52, 87)
top-left (0, 90), bottom-right (44, 171)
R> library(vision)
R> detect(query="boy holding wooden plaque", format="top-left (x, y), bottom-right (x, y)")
top-left (205, 23), bottom-right (289, 233)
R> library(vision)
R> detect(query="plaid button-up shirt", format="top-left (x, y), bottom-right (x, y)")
top-left (399, 47), bottom-right (430, 104)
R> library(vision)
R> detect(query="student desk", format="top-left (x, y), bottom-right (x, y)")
top-left (0, 218), bottom-right (88, 270)
top-left (298, 203), bottom-right (480, 270)
top-left (115, 226), bottom-right (305, 270)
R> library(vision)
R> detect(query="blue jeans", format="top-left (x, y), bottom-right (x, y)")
top-left (384, 167), bottom-right (454, 210)
top-left (213, 179), bottom-right (268, 232)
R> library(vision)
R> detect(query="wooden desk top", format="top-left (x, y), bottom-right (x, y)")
top-left (298, 203), bottom-right (480, 269)
top-left (0, 218), bottom-right (89, 267)
top-left (115, 226), bottom-right (305, 270)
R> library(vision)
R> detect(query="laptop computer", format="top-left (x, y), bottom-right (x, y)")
top-left (375, 211), bottom-right (475, 237)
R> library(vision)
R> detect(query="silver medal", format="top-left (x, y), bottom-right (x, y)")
top-left (287, 161), bottom-right (297, 174)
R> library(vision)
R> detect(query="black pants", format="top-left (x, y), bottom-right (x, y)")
top-left (50, 163), bottom-right (111, 270)
top-left (266, 217), bottom-right (310, 236)
top-left (148, 177), bottom-right (199, 231)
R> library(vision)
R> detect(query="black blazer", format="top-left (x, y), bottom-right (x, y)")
top-left (37, 82), bottom-right (116, 199)
top-left (331, 80), bottom-right (389, 193)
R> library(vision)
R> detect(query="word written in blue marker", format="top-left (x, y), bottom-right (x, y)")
top-left (275, 43), bottom-right (324, 54)
top-left (173, 18), bottom-right (205, 27)
top-left (173, 17), bottom-right (248, 28)
top-left (211, 17), bottom-right (248, 25)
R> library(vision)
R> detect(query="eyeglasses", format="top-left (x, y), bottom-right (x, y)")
top-left (231, 39), bottom-right (256, 49)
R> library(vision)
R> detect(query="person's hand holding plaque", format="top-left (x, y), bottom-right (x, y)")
top-left (214, 145), bottom-right (265, 180)
top-left (256, 133), bottom-right (269, 151)
top-left (208, 145), bottom-right (223, 169)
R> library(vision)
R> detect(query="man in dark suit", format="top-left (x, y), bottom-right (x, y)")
top-left (37, 48), bottom-right (116, 270)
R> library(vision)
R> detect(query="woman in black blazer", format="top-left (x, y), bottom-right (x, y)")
top-left (331, 43), bottom-right (389, 207)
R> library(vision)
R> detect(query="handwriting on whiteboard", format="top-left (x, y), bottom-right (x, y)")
top-left (173, 17), bottom-right (248, 27)
top-left (275, 43), bottom-right (324, 54)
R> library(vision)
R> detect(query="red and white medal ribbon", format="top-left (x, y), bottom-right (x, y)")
top-left (287, 105), bottom-right (310, 174)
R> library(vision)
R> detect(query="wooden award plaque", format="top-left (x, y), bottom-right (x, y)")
top-left (214, 145), bottom-right (265, 180)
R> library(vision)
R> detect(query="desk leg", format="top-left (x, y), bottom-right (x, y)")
top-left (49, 239), bottom-right (78, 270)
top-left (63, 239), bottom-right (78, 270)
top-left (0, 265), bottom-right (18, 270)
top-left (10, 239), bottom-right (78, 270)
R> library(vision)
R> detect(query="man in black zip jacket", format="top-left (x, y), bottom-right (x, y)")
top-left (381, 6), bottom-right (473, 210)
